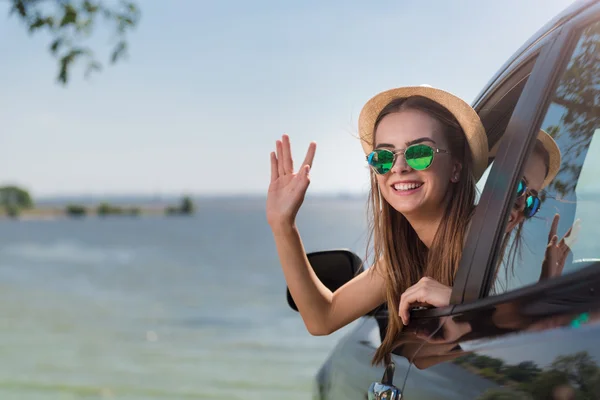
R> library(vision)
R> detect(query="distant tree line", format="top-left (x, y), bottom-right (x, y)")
top-left (0, 185), bottom-right (196, 219)
top-left (65, 195), bottom-right (196, 218)
top-left (64, 202), bottom-right (141, 217)
top-left (165, 196), bottom-right (195, 216)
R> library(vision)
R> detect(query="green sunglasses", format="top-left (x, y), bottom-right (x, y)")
top-left (366, 143), bottom-right (451, 175)
top-left (516, 179), bottom-right (541, 219)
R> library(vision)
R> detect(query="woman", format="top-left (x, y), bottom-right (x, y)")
top-left (496, 129), bottom-right (576, 288)
top-left (266, 85), bottom-right (488, 365)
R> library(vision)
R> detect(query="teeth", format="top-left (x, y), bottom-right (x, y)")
top-left (394, 183), bottom-right (422, 191)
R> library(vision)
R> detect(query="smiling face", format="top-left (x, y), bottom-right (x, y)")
top-left (373, 108), bottom-right (462, 217)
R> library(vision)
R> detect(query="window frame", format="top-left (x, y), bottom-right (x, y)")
top-left (452, 3), bottom-right (600, 305)
top-left (445, 27), bottom-right (568, 306)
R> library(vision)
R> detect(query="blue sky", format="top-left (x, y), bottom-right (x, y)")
top-left (1, 0), bottom-right (576, 198)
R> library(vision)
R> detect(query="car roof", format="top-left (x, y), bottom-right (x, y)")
top-left (472, 0), bottom-right (598, 110)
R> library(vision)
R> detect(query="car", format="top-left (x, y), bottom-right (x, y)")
top-left (285, 0), bottom-right (600, 398)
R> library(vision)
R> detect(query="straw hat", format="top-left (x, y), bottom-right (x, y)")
top-left (536, 130), bottom-right (561, 189)
top-left (358, 85), bottom-right (489, 181)
top-left (488, 129), bottom-right (561, 189)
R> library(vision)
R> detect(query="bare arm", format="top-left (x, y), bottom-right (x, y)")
top-left (273, 223), bottom-right (386, 335)
top-left (267, 134), bottom-right (386, 335)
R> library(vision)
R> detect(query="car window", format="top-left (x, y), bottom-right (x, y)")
top-left (475, 162), bottom-right (493, 204)
top-left (490, 19), bottom-right (600, 295)
top-left (475, 63), bottom-right (540, 204)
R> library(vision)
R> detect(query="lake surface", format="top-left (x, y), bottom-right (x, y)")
top-left (3, 192), bottom-right (597, 399)
top-left (0, 197), bottom-right (370, 400)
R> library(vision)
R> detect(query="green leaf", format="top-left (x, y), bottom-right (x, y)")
top-left (76, 18), bottom-right (93, 33)
top-left (110, 41), bottom-right (127, 63)
top-left (29, 15), bottom-right (54, 33)
top-left (83, 0), bottom-right (99, 14)
top-left (10, 0), bottom-right (141, 85)
top-left (10, 0), bottom-right (27, 18)
top-left (29, 17), bottom-right (47, 32)
top-left (57, 48), bottom-right (89, 84)
top-left (49, 37), bottom-right (63, 54)
top-left (59, 4), bottom-right (78, 27)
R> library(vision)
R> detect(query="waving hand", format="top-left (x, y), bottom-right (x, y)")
top-left (266, 134), bottom-right (317, 228)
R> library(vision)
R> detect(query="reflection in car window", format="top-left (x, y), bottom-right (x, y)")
top-left (492, 20), bottom-right (600, 294)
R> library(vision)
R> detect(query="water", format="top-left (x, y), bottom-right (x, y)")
top-left (0, 197), bottom-right (370, 399)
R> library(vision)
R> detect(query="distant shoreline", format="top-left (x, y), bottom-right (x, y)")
top-left (31, 192), bottom-right (367, 204)
top-left (0, 194), bottom-right (368, 221)
top-left (0, 204), bottom-right (170, 221)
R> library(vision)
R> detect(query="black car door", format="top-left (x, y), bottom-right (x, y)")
top-left (399, 6), bottom-right (600, 400)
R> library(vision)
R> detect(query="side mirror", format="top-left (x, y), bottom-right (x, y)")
top-left (286, 249), bottom-right (365, 312)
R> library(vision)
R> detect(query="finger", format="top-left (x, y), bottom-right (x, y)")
top-left (399, 286), bottom-right (427, 325)
top-left (549, 213), bottom-right (559, 242)
top-left (398, 296), bottom-right (412, 326)
top-left (547, 235), bottom-right (559, 269)
top-left (282, 134), bottom-right (294, 174)
top-left (547, 234), bottom-right (558, 250)
top-left (558, 244), bottom-right (570, 267)
top-left (301, 142), bottom-right (317, 169)
top-left (399, 291), bottom-right (411, 325)
top-left (276, 140), bottom-right (285, 177)
top-left (564, 219), bottom-right (581, 249)
top-left (399, 282), bottom-right (421, 304)
top-left (270, 152), bottom-right (279, 183)
top-left (293, 165), bottom-right (312, 190)
top-left (302, 164), bottom-right (311, 178)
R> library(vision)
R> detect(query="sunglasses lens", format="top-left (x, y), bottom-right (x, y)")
top-left (405, 144), bottom-right (434, 170)
top-left (368, 149), bottom-right (395, 174)
top-left (524, 196), bottom-right (541, 218)
top-left (517, 180), bottom-right (526, 197)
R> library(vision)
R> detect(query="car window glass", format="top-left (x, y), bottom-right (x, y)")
top-left (475, 162), bottom-right (494, 204)
top-left (491, 19), bottom-right (600, 295)
top-left (476, 72), bottom-right (538, 205)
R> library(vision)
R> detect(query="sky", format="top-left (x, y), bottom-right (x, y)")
top-left (0, 0), bottom-right (578, 198)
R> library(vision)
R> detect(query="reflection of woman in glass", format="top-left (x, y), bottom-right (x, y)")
top-left (496, 129), bottom-right (580, 288)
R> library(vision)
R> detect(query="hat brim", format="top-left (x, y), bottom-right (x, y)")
top-left (487, 129), bottom-right (561, 189)
top-left (537, 130), bottom-right (561, 189)
top-left (358, 86), bottom-right (489, 181)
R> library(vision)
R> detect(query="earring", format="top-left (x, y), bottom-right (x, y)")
top-left (452, 174), bottom-right (459, 183)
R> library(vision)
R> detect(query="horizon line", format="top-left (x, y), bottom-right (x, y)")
top-left (33, 191), bottom-right (369, 200)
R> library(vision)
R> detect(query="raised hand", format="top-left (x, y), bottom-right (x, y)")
top-left (540, 214), bottom-right (581, 280)
top-left (266, 134), bottom-right (317, 228)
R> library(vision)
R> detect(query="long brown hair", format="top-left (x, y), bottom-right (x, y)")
top-left (367, 96), bottom-right (477, 365)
